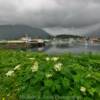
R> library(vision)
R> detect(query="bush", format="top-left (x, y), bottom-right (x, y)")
top-left (0, 50), bottom-right (100, 100)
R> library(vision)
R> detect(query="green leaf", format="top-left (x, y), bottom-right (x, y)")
top-left (62, 77), bottom-right (70, 89)
top-left (44, 80), bottom-right (53, 88)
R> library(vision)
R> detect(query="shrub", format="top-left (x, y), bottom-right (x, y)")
top-left (0, 50), bottom-right (100, 100)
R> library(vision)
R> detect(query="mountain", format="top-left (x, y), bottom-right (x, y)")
top-left (55, 34), bottom-right (83, 39)
top-left (0, 25), bottom-right (51, 40)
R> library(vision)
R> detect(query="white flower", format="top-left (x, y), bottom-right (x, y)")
top-left (46, 73), bottom-right (53, 78)
top-left (45, 57), bottom-right (50, 61)
top-left (54, 63), bottom-right (63, 71)
top-left (52, 57), bottom-right (59, 61)
top-left (86, 74), bottom-right (91, 78)
top-left (14, 64), bottom-right (21, 70)
top-left (6, 70), bottom-right (14, 77)
top-left (31, 62), bottom-right (39, 72)
top-left (7, 93), bottom-right (10, 96)
top-left (80, 86), bottom-right (86, 93)
top-left (28, 58), bottom-right (35, 60)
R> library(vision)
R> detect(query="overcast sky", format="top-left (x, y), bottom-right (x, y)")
top-left (0, 0), bottom-right (100, 35)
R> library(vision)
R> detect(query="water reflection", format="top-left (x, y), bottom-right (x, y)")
top-left (1, 42), bottom-right (99, 54)
top-left (30, 43), bottom-right (100, 54)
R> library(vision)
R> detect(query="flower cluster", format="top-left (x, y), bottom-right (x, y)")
top-left (14, 64), bottom-right (21, 70)
top-left (52, 57), bottom-right (59, 62)
top-left (54, 63), bottom-right (63, 71)
top-left (31, 61), bottom-right (39, 72)
top-left (6, 64), bottom-right (21, 77)
top-left (46, 73), bottom-right (53, 78)
top-left (80, 86), bottom-right (86, 93)
top-left (45, 57), bottom-right (59, 62)
top-left (6, 70), bottom-right (14, 77)
top-left (28, 57), bottom-right (35, 60)
top-left (45, 57), bottom-right (50, 61)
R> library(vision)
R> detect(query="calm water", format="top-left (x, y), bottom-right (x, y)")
top-left (31, 43), bottom-right (100, 54)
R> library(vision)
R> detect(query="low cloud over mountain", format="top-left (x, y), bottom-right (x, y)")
top-left (0, 0), bottom-right (100, 36)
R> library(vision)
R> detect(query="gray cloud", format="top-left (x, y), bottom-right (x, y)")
top-left (0, 0), bottom-right (100, 35)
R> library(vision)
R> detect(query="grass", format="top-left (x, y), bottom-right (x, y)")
top-left (0, 50), bottom-right (100, 100)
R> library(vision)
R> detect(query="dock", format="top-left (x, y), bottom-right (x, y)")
top-left (0, 39), bottom-right (45, 49)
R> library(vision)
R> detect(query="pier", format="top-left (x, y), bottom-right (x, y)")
top-left (0, 39), bottom-right (45, 49)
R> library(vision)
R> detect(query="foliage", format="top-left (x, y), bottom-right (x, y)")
top-left (0, 50), bottom-right (100, 100)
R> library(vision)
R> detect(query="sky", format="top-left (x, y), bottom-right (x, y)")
top-left (0, 0), bottom-right (100, 36)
